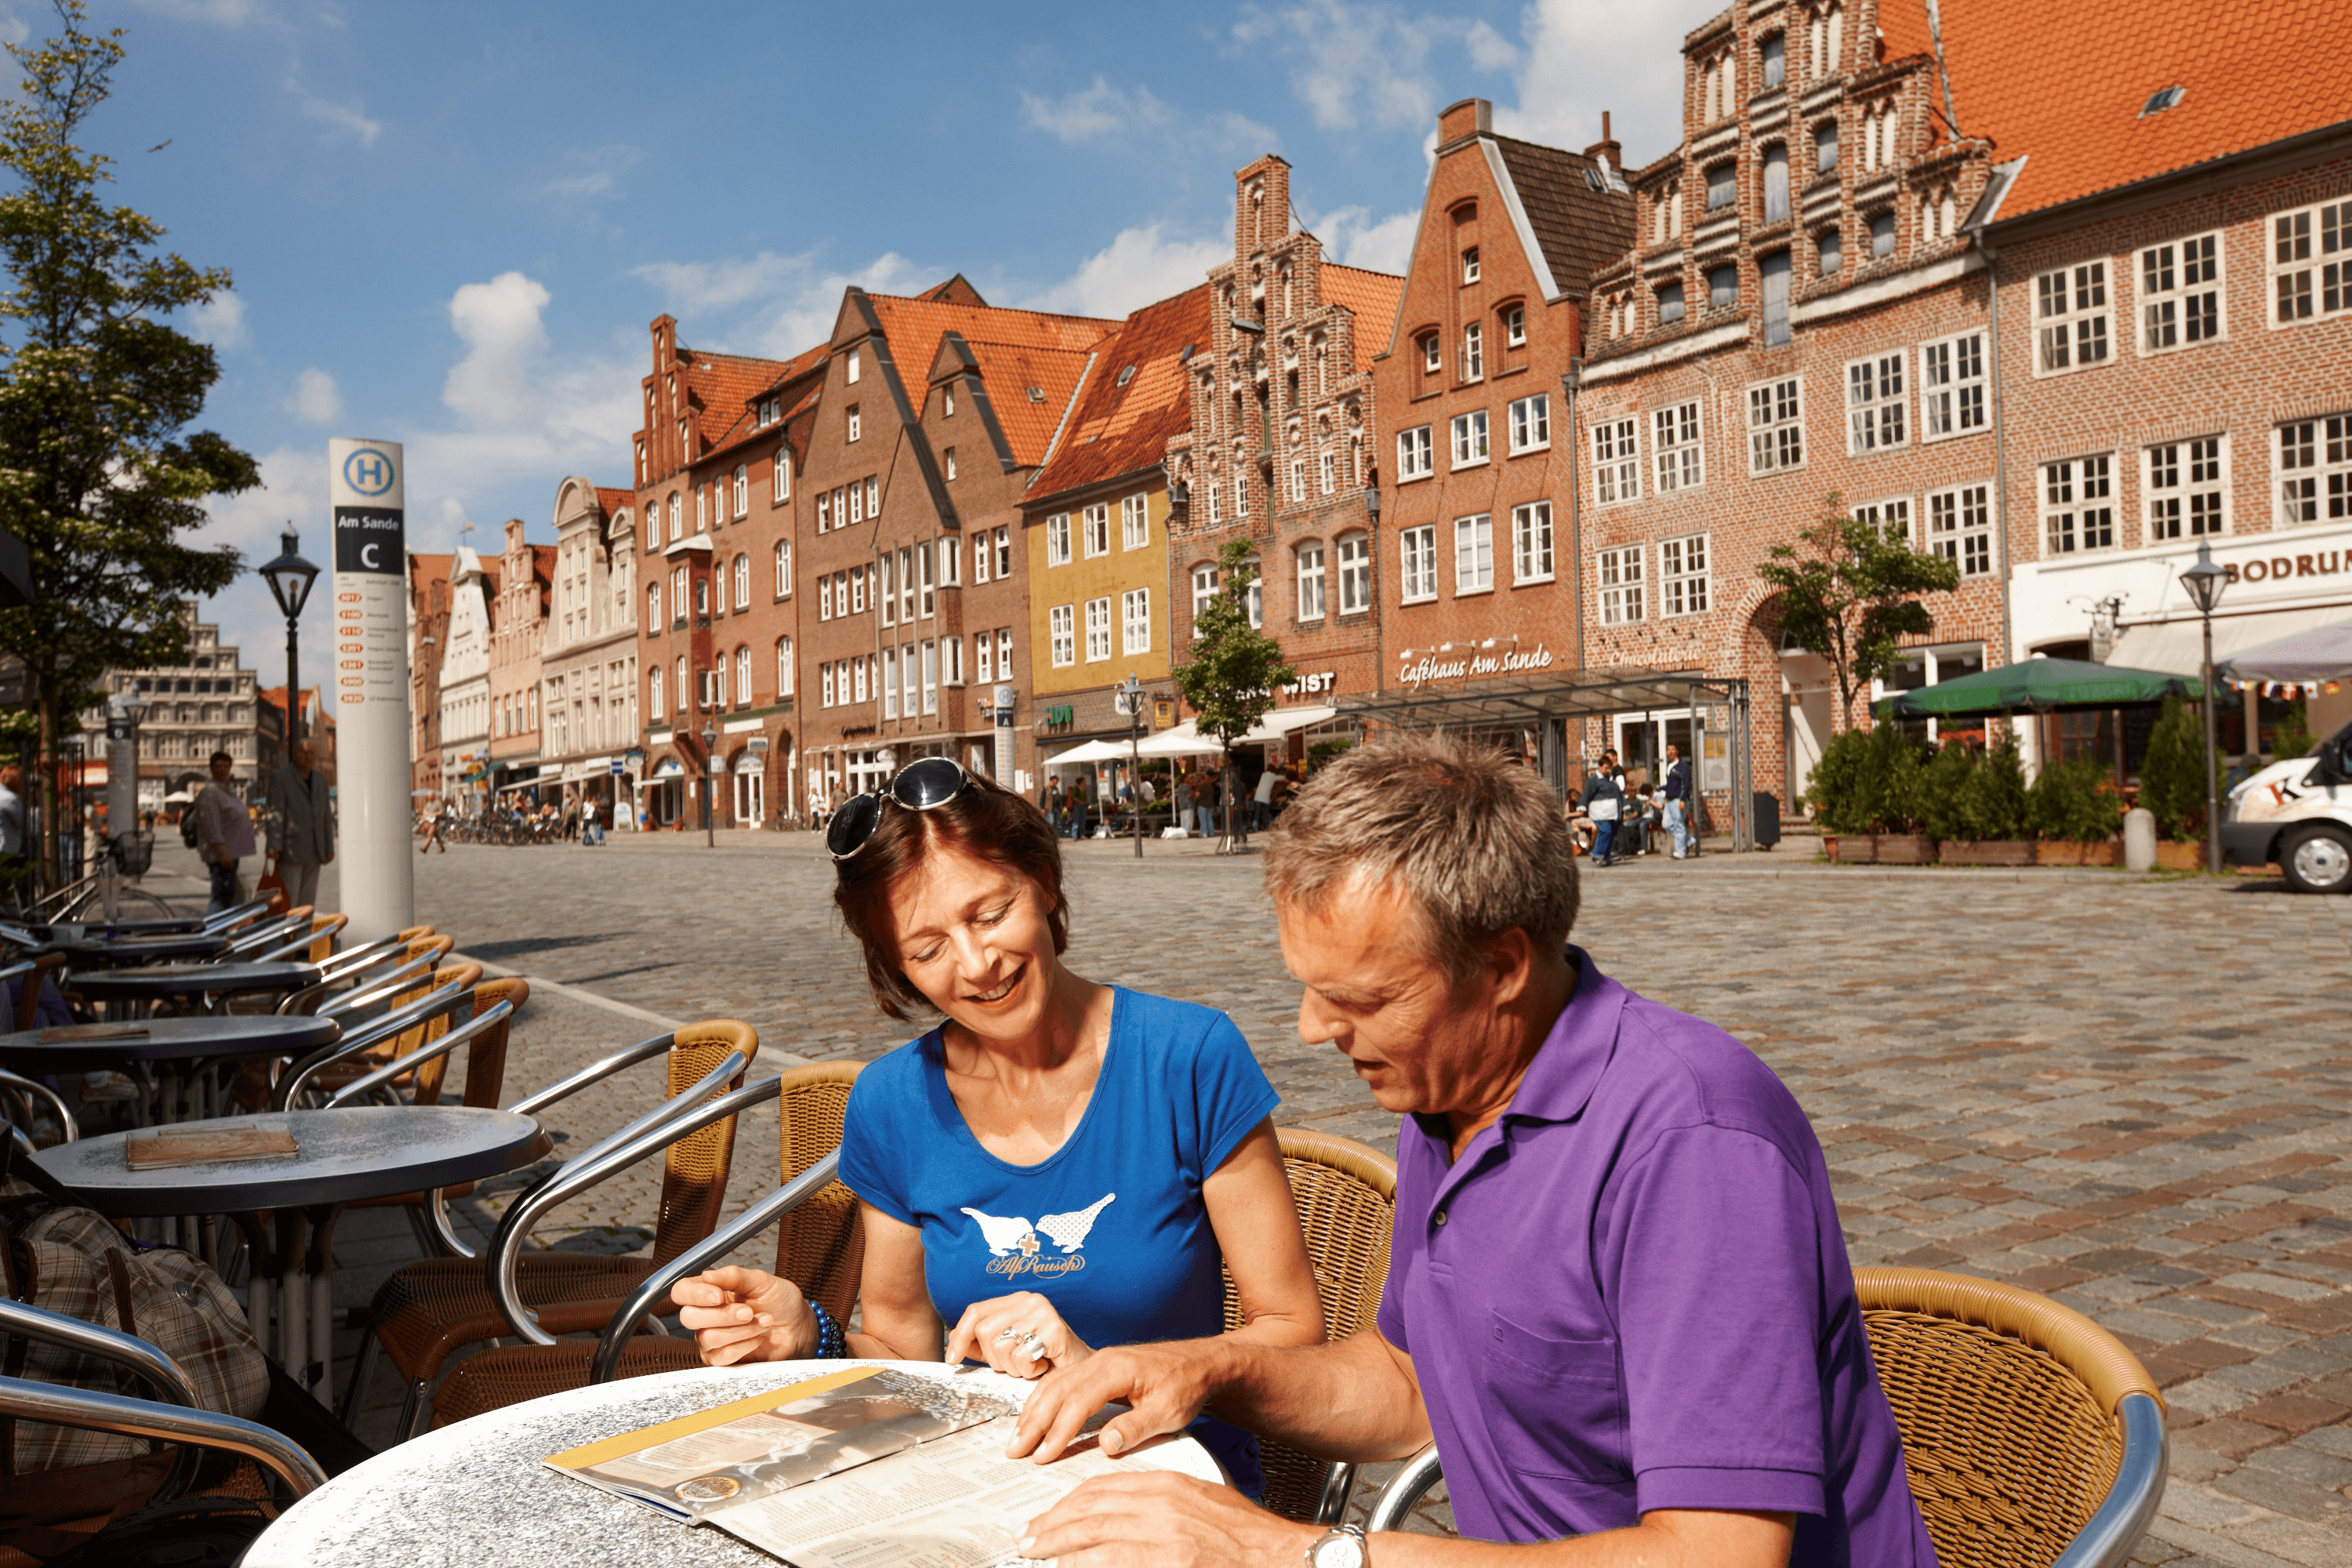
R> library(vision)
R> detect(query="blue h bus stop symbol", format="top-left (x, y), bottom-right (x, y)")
top-left (343, 448), bottom-right (395, 497)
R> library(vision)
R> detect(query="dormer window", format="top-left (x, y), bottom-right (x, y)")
top-left (1461, 247), bottom-right (1481, 284)
top-left (1504, 305), bottom-right (1526, 346)
top-left (1421, 334), bottom-right (1441, 375)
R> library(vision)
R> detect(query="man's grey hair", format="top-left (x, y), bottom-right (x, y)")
top-left (1264, 731), bottom-right (1579, 980)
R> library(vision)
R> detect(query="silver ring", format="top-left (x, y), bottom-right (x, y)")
top-left (1019, 1332), bottom-right (1047, 1358)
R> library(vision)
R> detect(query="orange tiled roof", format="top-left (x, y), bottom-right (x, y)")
top-left (1883, 0), bottom-right (2350, 222)
top-left (699, 345), bottom-right (828, 460)
top-left (1029, 283), bottom-right (1214, 499)
top-left (593, 486), bottom-right (633, 517)
top-left (1320, 263), bottom-right (1405, 343)
top-left (960, 339), bottom-right (1095, 468)
top-left (866, 294), bottom-right (1116, 417)
top-left (680, 347), bottom-right (797, 451)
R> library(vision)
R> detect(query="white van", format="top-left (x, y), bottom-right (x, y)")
top-left (2221, 719), bottom-right (2352, 893)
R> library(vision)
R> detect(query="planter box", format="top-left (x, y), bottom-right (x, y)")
top-left (1940, 840), bottom-right (2037, 866)
top-left (1823, 833), bottom-right (1872, 864)
top-left (2154, 840), bottom-right (2205, 871)
top-left (2036, 840), bottom-right (2119, 866)
top-left (1871, 833), bottom-right (1937, 864)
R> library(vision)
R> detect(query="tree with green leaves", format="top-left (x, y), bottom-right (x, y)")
top-left (1172, 539), bottom-right (1296, 840)
top-left (1757, 494), bottom-right (1961, 729)
top-left (0, 1), bottom-right (255, 881)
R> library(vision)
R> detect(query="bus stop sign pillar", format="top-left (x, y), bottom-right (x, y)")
top-left (327, 437), bottom-right (415, 942)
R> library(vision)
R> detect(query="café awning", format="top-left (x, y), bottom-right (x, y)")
top-left (1874, 656), bottom-right (2203, 719)
top-left (2217, 619), bottom-right (2352, 684)
top-left (1042, 739), bottom-right (1134, 767)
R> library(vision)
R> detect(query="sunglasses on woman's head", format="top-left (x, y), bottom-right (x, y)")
top-left (826, 757), bottom-right (974, 859)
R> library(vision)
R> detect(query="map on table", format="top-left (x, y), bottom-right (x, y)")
top-left (125, 1123), bottom-right (299, 1170)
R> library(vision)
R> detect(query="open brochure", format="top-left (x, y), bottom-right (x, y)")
top-left (544, 1366), bottom-right (1202, 1566)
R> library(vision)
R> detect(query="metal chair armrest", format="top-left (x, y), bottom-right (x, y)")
top-left (2051, 1392), bottom-right (2168, 1568)
top-left (311, 935), bottom-right (399, 985)
top-left (590, 1146), bottom-right (840, 1385)
top-left (503, 1032), bottom-right (677, 1119)
top-left (1365, 1443), bottom-right (1443, 1534)
top-left (0, 1374), bottom-right (325, 1497)
top-left (315, 954), bottom-right (438, 1022)
top-left (1314, 1461), bottom-right (1360, 1526)
top-left (201, 902), bottom-right (271, 933)
top-left (0, 1069), bottom-right (76, 1144)
top-left (249, 919), bottom-right (344, 967)
top-left (0, 1298), bottom-right (199, 1407)
top-left (217, 913), bottom-right (305, 956)
top-left (321, 999), bottom-right (517, 1108)
top-left (0, 957), bottom-right (35, 989)
top-left (0, 924), bottom-right (41, 952)
top-left (490, 1068), bottom-right (771, 1346)
top-left (270, 982), bottom-right (466, 1110)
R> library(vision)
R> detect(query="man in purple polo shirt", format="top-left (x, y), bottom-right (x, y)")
top-left (1012, 733), bottom-right (1933, 1568)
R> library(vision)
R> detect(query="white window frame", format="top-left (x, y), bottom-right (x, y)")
top-left (1508, 393), bottom-right (1550, 454)
top-left (650, 666), bottom-right (666, 720)
top-left (919, 544), bottom-right (936, 619)
top-left (1421, 334), bottom-right (1441, 375)
top-left (1296, 542), bottom-right (1327, 621)
top-left (2275, 416), bottom-right (2352, 528)
top-left (878, 554), bottom-right (895, 628)
top-left (846, 348), bottom-right (861, 384)
top-left (1652, 401), bottom-right (1703, 493)
top-left (778, 638), bottom-right (793, 697)
top-left (1454, 514), bottom-right (1494, 596)
top-left (1592, 416), bottom-right (1640, 503)
top-left (1450, 409), bottom-right (1490, 470)
top-left (1926, 481), bottom-right (1994, 577)
top-left (939, 537), bottom-right (960, 586)
top-left (1400, 525), bottom-right (1438, 604)
top-left (976, 633), bottom-right (993, 684)
top-left (881, 648), bottom-right (898, 719)
top-left (1288, 457), bottom-right (1308, 504)
top-left (1190, 564), bottom-right (1219, 632)
top-left (1206, 481), bottom-right (1222, 524)
top-left (1845, 350), bottom-right (1907, 455)
top-left (1461, 322), bottom-right (1483, 382)
top-left (1083, 503), bottom-right (1110, 558)
top-left (847, 404), bottom-right (862, 442)
top-left (1084, 597), bottom-right (1112, 662)
top-left (1396, 426), bottom-right (1434, 481)
top-left (921, 641), bottom-right (938, 715)
top-left (1122, 587), bottom-right (1151, 655)
top-left (1918, 331), bottom-right (1987, 442)
top-left (1747, 376), bottom-right (1805, 474)
top-left (1504, 304), bottom-right (1526, 347)
top-left (774, 539), bottom-right (792, 598)
top-left (1660, 533), bottom-right (1710, 617)
top-left (820, 662), bottom-right (833, 709)
top-left (1598, 544), bottom-right (1645, 625)
top-left (1050, 604), bottom-right (1076, 667)
top-left (1462, 246), bottom-right (1481, 284)
top-left (731, 465), bottom-right (748, 517)
top-left (735, 644), bottom-right (751, 706)
top-left (1121, 493), bottom-right (1149, 550)
top-left (773, 452), bottom-right (789, 502)
top-left (1319, 449), bottom-right (1337, 495)
top-left (993, 528), bottom-right (1011, 580)
top-left (1046, 512), bottom-right (1072, 566)
top-left (995, 630), bottom-right (1012, 681)
top-left (2138, 231), bottom-right (2226, 353)
top-left (2144, 435), bottom-right (2231, 541)
top-left (854, 657), bottom-right (869, 703)
top-left (2040, 454), bottom-right (2117, 555)
top-left (2032, 261), bottom-right (2112, 375)
top-left (1337, 532), bottom-right (1371, 615)
top-left (1853, 497), bottom-right (1914, 546)
top-left (2267, 200), bottom-right (2352, 328)
top-left (943, 634), bottom-right (963, 687)
top-left (733, 553), bottom-right (750, 609)
top-left (1512, 502), bottom-right (1555, 584)
top-left (944, 446), bottom-right (957, 481)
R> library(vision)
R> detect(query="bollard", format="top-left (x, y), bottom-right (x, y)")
top-left (2123, 807), bottom-right (2157, 873)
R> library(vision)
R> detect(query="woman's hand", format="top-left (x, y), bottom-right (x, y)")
top-left (942, 1291), bottom-right (1094, 1380)
top-left (673, 1265), bottom-right (817, 1367)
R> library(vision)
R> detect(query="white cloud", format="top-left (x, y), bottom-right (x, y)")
top-left (1308, 205), bottom-right (1420, 274)
top-left (285, 367), bottom-right (341, 426)
top-left (542, 146), bottom-right (639, 201)
top-left (630, 248), bottom-right (942, 359)
top-left (198, 445), bottom-right (335, 688)
top-left (1232, 0), bottom-right (1468, 133)
top-left (1465, 20), bottom-right (1519, 73)
top-left (1022, 224), bottom-right (1230, 320)
top-left (1497, 0), bottom-right (1711, 168)
top-left (1022, 77), bottom-right (1174, 143)
top-left (297, 89), bottom-right (382, 147)
top-left (442, 272), bottom-right (552, 428)
top-left (0, 16), bottom-right (27, 46)
top-left (185, 290), bottom-right (248, 350)
top-left (630, 251), bottom-right (815, 317)
top-left (130, 0), bottom-right (259, 23)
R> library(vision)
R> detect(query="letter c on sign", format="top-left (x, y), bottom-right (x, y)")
top-left (360, 542), bottom-right (380, 569)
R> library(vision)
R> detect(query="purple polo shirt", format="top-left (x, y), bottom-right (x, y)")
top-left (1375, 949), bottom-right (1934, 1567)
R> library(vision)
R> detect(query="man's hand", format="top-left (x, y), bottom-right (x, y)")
top-left (1008, 1341), bottom-right (1221, 1465)
top-left (1020, 1472), bottom-right (1313, 1568)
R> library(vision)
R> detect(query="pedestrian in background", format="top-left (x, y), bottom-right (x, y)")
top-left (1250, 764), bottom-right (1278, 831)
top-left (419, 795), bottom-right (448, 854)
top-left (1581, 750), bottom-right (1624, 868)
top-left (266, 737), bottom-right (334, 911)
top-left (1191, 766), bottom-right (1217, 838)
top-left (194, 750), bottom-right (255, 912)
top-left (0, 763), bottom-right (22, 858)
top-left (1663, 741), bottom-right (1693, 860)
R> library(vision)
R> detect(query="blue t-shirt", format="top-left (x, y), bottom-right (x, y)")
top-left (839, 986), bottom-right (1281, 1494)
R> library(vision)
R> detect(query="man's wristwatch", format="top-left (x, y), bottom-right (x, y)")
top-left (1305, 1524), bottom-right (1368, 1568)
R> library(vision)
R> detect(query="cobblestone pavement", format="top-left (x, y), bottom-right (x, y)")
top-left (142, 831), bottom-right (2352, 1559)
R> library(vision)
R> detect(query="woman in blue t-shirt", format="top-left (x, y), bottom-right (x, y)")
top-left (674, 760), bottom-right (1323, 1494)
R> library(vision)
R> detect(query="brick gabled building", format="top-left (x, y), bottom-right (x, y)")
top-left (1021, 281), bottom-right (1212, 774)
top-left (405, 552), bottom-right (452, 802)
top-left (1368, 100), bottom-right (1636, 769)
top-left (797, 281), bottom-right (1114, 810)
top-left (1165, 157), bottom-right (1403, 742)
top-left (535, 479), bottom-right (641, 825)
top-left (486, 519), bottom-right (557, 796)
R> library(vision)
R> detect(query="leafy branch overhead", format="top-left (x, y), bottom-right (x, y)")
top-left (0, 1), bottom-right (257, 871)
top-left (1756, 494), bottom-right (1961, 728)
top-left (1172, 539), bottom-right (1296, 755)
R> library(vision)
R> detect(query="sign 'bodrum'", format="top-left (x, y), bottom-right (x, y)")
top-left (329, 438), bottom-right (415, 940)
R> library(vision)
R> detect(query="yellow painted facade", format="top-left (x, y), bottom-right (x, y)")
top-left (1025, 481), bottom-right (1172, 699)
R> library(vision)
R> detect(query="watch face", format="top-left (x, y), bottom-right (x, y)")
top-left (1315, 1537), bottom-right (1366, 1568)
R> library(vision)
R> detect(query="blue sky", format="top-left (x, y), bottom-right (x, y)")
top-left (53, 0), bottom-right (1710, 673)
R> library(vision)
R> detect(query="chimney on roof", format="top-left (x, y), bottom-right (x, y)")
top-left (1437, 97), bottom-right (1491, 148)
top-left (1584, 111), bottom-right (1621, 173)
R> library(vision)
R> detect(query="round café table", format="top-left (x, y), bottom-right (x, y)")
top-left (49, 931), bottom-right (230, 967)
top-left (66, 960), bottom-right (320, 1020)
top-left (31, 913), bottom-right (207, 939)
top-left (245, 1360), bottom-right (1224, 1568)
top-left (37, 1107), bottom-right (550, 1406)
top-left (0, 1012), bottom-right (340, 1128)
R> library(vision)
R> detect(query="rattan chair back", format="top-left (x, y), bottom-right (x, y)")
top-left (302, 913), bottom-right (344, 964)
top-left (1856, 1267), bottom-right (2164, 1568)
top-left (406, 977), bottom-right (528, 1108)
top-left (1220, 1127), bottom-right (1397, 1523)
top-left (771, 1061), bottom-right (865, 1320)
top-left (650, 1021), bottom-right (759, 1267)
top-left (12, 953), bottom-right (63, 1033)
top-left (381, 958), bottom-right (480, 1061)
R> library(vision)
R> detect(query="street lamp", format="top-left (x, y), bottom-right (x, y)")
top-left (2179, 541), bottom-right (2228, 876)
top-left (1116, 673), bottom-right (1145, 861)
top-left (700, 723), bottom-right (719, 849)
top-left (258, 527), bottom-right (320, 753)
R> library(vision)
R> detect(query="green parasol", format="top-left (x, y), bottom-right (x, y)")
top-left (1874, 656), bottom-right (2204, 720)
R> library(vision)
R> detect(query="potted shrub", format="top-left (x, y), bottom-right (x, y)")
top-left (2029, 758), bottom-right (2125, 864)
top-left (1866, 724), bottom-right (1936, 863)
top-left (1941, 743), bottom-right (2036, 865)
top-left (2139, 695), bottom-right (2210, 870)
top-left (1807, 728), bottom-right (1875, 862)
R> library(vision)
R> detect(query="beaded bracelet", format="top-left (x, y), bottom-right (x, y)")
top-left (808, 1300), bottom-right (847, 1359)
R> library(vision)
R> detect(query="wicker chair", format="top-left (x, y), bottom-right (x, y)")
top-left (1367, 1267), bottom-right (2168, 1568)
top-left (354, 1021), bottom-right (759, 1439)
top-left (1222, 1127), bottom-right (1396, 1525)
top-left (438, 1060), bottom-right (866, 1427)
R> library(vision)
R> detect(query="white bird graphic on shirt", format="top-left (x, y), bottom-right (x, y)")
top-left (962, 1194), bottom-right (1116, 1257)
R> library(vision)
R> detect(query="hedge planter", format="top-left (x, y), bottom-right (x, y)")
top-left (1823, 834), bottom-right (1871, 864)
top-left (2154, 840), bottom-right (2205, 871)
top-left (2036, 840), bottom-right (2119, 867)
top-left (1940, 840), bottom-right (2037, 867)
top-left (1871, 833), bottom-right (1937, 864)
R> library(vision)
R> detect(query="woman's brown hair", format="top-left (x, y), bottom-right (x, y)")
top-left (832, 771), bottom-right (1069, 1020)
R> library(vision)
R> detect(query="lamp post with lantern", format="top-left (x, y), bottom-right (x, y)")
top-left (2179, 541), bottom-right (2228, 876)
top-left (258, 528), bottom-right (321, 758)
top-left (701, 723), bottom-right (718, 850)
top-left (1116, 673), bottom-right (1145, 860)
